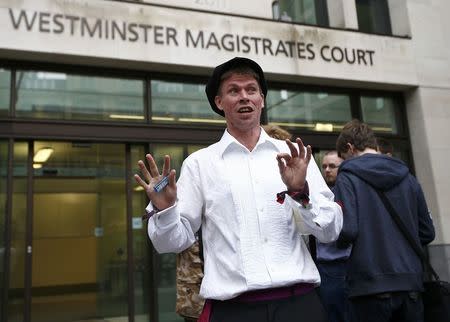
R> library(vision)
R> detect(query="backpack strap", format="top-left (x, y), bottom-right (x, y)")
top-left (198, 228), bottom-right (204, 263)
top-left (369, 185), bottom-right (439, 282)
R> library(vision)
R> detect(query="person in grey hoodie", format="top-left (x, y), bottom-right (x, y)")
top-left (334, 119), bottom-right (435, 322)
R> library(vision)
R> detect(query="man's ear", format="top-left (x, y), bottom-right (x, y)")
top-left (261, 93), bottom-right (265, 109)
top-left (214, 96), bottom-right (223, 111)
top-left (346, 143), bottom-right (355, 155)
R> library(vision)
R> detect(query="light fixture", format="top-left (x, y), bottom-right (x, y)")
top-left (36, 72), bottom-right (67, 80)
top-left (178, 118), bottom-right (226, 124)
top-left (33, 163), bottom-right (43, 169)
top-left (134, 186), bottom-right (144, 192)
top-left (109, 114), bottom-right (145, 120)
top-left (151, 116), bottom-right (176, 121)
top-left (314, 123), bottom-right (334, 132)
top-left (271, 122), bottom-right (315, 128)
top-left (33, 147), bottom-right (54, 163)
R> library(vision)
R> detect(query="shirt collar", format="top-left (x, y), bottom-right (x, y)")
top-left (216, 127), bottom-right (280, 157)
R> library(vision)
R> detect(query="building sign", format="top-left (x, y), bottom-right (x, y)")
top-left (7, 8), bottom-right (376, 66)
top-left (0, 0), bottom-right (417, 86)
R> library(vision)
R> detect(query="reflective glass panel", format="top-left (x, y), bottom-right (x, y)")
top-left (376, 137), bottom-right (409, 162)
top-left (151, 80), bottom-right (225, 125)
top-left (152, 144), bottom-right (184, 322)
top-left (187, 144), bottom-right (206, 155)
top-left (0, 68), bottom-right (11, 116)
top-left (8, 142), bottom-right (28, 322)
top-left (266, 90), bottom-right (352, 132)
top-left (392, 147), bottom-right (409, 163)
top-left (15, 71), bottom-right (144, 122)
top-left (0, 141), bottom-right (7, 311)
top-left (31, 141), bottom-right (127, 322)
top-left (131, 145), bottom-right (151, 322)
top-left (356, 0), bottom-right (391, 35)
top-left (277, 0), bottom-right (328, 26)
top-left (361, 96), bottom-right (398, 134)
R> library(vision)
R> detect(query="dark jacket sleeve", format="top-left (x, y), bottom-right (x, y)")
top-left (414, 180), bottom-right (435, 245)
top-left (334, 174), bottom-right (358, 248)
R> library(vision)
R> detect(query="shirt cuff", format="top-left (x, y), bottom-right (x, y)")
top-left (276, 181), bottom-right (310, 208)
top-left (145, 202), bottom-right (179, 230)
top-left (288, 182), bottom-right (310, 209)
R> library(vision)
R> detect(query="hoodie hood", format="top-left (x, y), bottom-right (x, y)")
top-left (339, 153), bottom-right (409, 190)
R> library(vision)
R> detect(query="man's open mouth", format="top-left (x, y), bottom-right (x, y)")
top-left (238, 107), bottom-right (253, 113)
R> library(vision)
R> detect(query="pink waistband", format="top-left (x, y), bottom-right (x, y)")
top-left (231, 283), bottom-right (315, 302)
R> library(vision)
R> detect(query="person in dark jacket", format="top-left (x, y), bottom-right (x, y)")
top-left (334, 119), bottom-right (435, 322)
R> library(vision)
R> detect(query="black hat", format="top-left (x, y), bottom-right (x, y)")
top-left (205, 57), bottom-right (267, 117)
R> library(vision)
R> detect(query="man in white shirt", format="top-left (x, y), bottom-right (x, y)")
top-left (134, 57), bottom-right (343, 322)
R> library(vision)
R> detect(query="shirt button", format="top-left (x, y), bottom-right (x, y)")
top-left (264, 238), bottom-right (268, 243)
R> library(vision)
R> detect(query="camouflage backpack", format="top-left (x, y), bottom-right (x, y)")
top-left (175, 230), bottom-right (205, 319)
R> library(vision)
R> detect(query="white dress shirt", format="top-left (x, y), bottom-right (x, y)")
top-left (147, 129), bottom-right (343, 300)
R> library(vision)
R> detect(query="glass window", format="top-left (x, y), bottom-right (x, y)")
top-left (131, 145), bottom-right (151, 322)
top-left (375, 137), bottom-right (409, 163)
top-left (360, 96), bottom-right (399, 134)
top-left (356, 0), bottom-right (392, 35)
top-left (151, 144), bottom-right (184, 322)
top-left (31, 141), bottom-right (127, 322)
top-left (146, 144), bottom-right (206, 322)
top-left (8, 142), bottom-right (28, 322)
top-left (0, 69), bottom-right (11, 116)
top-left (266, 89), bottom-right (352, 132)
top-left (151, 80), bottom-right (225, 125)
top-left (391, 146), bottom-right (410, 163)
top-left (15, 71), bottom-right (145, 122)
top-left (0, 141), bottom-right (7, 310)
top-left (275, 0), bottom-right (329, 26)
top-left (187, 144), bottom-right (207, 155)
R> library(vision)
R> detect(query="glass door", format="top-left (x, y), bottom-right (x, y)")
top-left (3, 139), bottom-right (207, 322)
top-left (7, 141), bottom-right (28, 322)
top-left (131, 144), bottom-right (152, 322)
top-left (30, 141), bottom-right (128, 322)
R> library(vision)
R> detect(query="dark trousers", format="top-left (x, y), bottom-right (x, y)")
top-left (210, 289), bottom-right (328, 322)
top-left (183, 318), bottom-right (197, 322)
top-left (349, 291), bottom-right (423, 322)
top-left (317, 261), bottom-right (349, 322)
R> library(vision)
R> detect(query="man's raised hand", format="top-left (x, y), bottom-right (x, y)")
top-left (134, 154), bottom-right (177, 210)
top-left (276, 138), bottom-right (312, 191)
